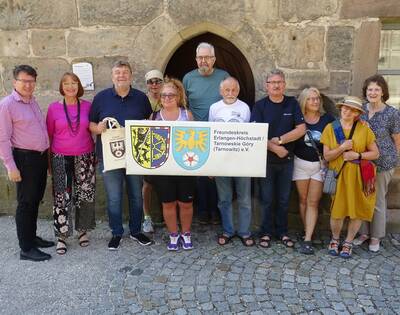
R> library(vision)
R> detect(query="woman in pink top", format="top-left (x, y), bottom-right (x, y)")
top-left (46, 72), bottom-right (95, 255)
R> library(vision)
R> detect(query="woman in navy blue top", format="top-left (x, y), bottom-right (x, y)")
top-left (293, 87), bottom-right (334, 254)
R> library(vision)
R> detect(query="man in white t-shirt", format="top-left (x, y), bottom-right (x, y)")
top-left (208, 77), bottom-right (254, 246)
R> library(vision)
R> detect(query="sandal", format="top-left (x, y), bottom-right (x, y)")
top-left (78, 232), bottom-right (89, 247)
top-left (259, 235), bottom-right (271, 248)
top-left (238, 235), bottom-right (255, 247)
top-left (56, 239), bottom-right (67, 255)
top-left (328, 238), bottom-right (340, 256)
top-left (299, 241), bottom-right (314, 255)
top-left (339, 241), bottom-right (353, 259)
top-left (217, 234), bottom-right (233, 246)
top-left (281, 236), bottom-right (294, 248)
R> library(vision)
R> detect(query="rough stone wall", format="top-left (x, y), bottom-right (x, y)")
top-left (1, 0), bottom-right (400, 225)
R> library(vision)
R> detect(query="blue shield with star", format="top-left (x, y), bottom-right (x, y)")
top-left (172, 127), bottom-right (210, 170)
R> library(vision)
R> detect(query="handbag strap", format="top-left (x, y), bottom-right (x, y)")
top-left (334, 120), bottom-right (358, 178)
top-left (306, 130), bottom-right (323, 162)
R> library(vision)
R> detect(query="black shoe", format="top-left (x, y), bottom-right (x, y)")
top-left (299, 241), bottom-right (314, 255)
top-left (130, 232), bottom-right (152, 246)
top-left (34, 236), bottom-right (55, 248)
top-left (20, 247), bottom-right (51, 261)
top-left (108, 236), bottom-right (122, 250)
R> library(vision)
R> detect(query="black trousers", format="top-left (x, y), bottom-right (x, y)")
top-left (196, 176), bottom-right (218, 217)
top-left (13, 149), bottom-right (48, 251)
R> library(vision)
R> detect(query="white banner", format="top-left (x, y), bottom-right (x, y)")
top-left (125, 120), bottom-right (268, 177)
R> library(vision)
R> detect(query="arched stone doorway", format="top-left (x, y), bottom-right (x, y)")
top-left (165, 32), bottom-right (255, 107)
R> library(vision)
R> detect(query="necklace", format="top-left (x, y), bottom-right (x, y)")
top-left (63, 98), bottom-right (81, 135)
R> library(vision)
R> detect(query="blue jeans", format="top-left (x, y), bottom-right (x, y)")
top-left (215, 177), bottom-right (252, 237)
top-left (100, 162), bottom-right (143, 236)
top-left (259, 162), bottom-right (294, 238)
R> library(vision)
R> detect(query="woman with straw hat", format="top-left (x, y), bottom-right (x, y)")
top-left (320, 96), bottom-right (379, 258)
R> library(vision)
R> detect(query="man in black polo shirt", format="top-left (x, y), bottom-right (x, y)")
top-left (251, 69), bottom-right (306, 248)
top-left (89, 61), bottom-right (153, 250)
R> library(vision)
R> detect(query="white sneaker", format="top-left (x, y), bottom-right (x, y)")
top-left (369, 239), bottom-right (380, 252)
top-left (353, 235), bottom-right (369, 246)
top-left (181, 232), bottom-right (193, 250)
top-left (168, 233), bottom-right (180, 251)
top-left (142, 216), bottom-right (154, 233)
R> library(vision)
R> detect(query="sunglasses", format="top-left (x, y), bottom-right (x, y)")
top-left (147, 79), bottom-right (163, 85)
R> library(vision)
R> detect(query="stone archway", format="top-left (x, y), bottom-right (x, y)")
top-left (164, 32), bottom-right (255, 107)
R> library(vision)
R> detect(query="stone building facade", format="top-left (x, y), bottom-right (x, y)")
top-left (0, 0), bottom-right (399, 229)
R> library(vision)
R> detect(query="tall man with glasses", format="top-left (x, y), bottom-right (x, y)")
top-left (251, 69), bottom-right (306, 248)
top-left (142, 69), bottom-right (164, 233)
top-left (183, 42), bottom-right (229, 225)
top-left (0, 64), bottom-right (54, 261)
top-left (89, 61), bottom-right (153, 250)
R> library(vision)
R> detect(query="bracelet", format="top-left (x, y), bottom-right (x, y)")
top-left (278, 136), bottom-right (283, 145)
top-left (358, 152), bottom-right (362, 160)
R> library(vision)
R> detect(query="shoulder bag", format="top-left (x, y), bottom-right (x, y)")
top-left (322, 120), bottom-right (357, 195)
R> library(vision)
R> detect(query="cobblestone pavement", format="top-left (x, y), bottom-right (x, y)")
top-left (1, 216), bottom-right (400, 315)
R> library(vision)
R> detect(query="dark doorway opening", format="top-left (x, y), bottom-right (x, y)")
top-left (165, 32), bottom-right (255, 107)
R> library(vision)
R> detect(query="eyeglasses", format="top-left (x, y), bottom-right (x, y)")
top-left (307, 97), bottom-right (320, 102)
top-left (62, 82), bottom-right (79, 87)
top-left (161, 93), bottom-right (177, 99)
top-left (15, 78), bottom-right (36, 85)
top-left (196, 56), bottom-right (215, 61)
top-left (266, 81), bottom-right (284, 85)
top-left (147, 79), bottom-right (163, 85)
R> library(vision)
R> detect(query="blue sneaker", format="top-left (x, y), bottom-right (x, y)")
top-left (181, 232), bottom-right (193, 250)
top-left (168, 233), bottom-right (180, 251)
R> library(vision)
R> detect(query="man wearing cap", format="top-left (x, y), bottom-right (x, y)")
top-left (0, 64), bottom-right (54, 261)
top-left (183, 42), bottom-right (229, 224)
top-left (251, 69), bottom-right (306, 248)
top-left (142, 69), bottom-right (164, 233)
top-left (89, 60), bottom-right (153, 250)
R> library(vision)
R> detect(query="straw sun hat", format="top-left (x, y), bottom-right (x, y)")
top-left (335, 96), bottom-right (365, 113)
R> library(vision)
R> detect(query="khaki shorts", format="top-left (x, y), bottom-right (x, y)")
top-left (292, 156), bottom-right (323, 182)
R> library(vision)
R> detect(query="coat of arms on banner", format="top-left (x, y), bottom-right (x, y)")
top-left (172, 127), bottom-right (210, 170)
top-left (110, 140), bottom-right (125, 158)
top-left (130, 126), bottom-right (170, 169)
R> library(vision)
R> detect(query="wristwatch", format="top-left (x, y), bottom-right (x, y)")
top-left (278, 136), bottom-right (283, 145)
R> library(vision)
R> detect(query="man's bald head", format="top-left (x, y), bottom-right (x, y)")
top-left (220, 77), bottom-right (240, 105)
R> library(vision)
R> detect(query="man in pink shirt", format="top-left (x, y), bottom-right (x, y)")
top-left (0, 65), bottom-right (54, 261)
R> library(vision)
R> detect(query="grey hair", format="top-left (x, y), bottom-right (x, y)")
top-left (196, 42), bottom-right (215, 56)
top-left (219, 76), bottom-right (240, 89)
top-left (266, 69), bottom-right (285, 82)
top-left (112, 60), bottom-right (132, 73)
